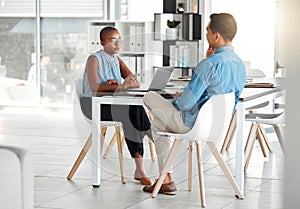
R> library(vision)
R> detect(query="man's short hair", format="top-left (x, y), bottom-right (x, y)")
top-left (209, 13), bottom-right (237, 42)
top-left (99, 26), bottom-right (118, 41)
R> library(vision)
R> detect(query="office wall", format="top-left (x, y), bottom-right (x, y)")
top-left (210, 0), bottom-right (276, 77)
top-left (283, 0), bottom-right (300, 208)
top-left (127, 0), bottom-right (162, 21)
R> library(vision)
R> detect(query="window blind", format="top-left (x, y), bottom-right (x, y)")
top-left (0, 0), bottom-right (104, 17)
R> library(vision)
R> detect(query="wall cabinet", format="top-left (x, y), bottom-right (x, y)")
top-left (87, 21), bottom-right (162, 83)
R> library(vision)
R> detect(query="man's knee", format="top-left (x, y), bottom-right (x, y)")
top-left (143, 91), bottom-right (159, 107)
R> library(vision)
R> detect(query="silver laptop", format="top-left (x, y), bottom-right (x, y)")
top-left (124, 66), bottom-right (174, 92)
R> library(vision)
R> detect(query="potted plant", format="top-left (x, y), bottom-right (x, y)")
top-left (166, 20), bottom-right (181, 40)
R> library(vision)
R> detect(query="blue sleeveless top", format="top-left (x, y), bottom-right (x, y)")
top-left (82, 50), bottom-right (122, 97)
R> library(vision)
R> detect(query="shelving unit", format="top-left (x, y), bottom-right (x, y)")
top-left (87, 21), bottom-right (162, 84)
top-left (154, 0), bottom-right (202, 78)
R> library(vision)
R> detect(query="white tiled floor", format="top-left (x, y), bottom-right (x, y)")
top-left (0, 107), bottom-right (284, 209)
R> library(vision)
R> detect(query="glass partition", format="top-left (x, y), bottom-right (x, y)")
top-left (40, 18), bottom-right (90, 103)
top-left (0, 17), bottom-right (37, 105)
top-left (0, 0), bottom-right (105, 106)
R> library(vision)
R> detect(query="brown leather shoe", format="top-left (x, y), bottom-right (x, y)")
top-left (134, 177), bottom-right (152, 185)
top-left (143, 181), bottom-right (177, 195)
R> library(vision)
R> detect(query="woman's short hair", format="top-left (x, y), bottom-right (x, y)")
top-left (209, 13), bottom-right (237, 42)
top-left (99, 26), bottom-right (118, 41)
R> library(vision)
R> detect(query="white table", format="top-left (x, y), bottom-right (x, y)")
top-left (91, 87), bottom-right (285, 196)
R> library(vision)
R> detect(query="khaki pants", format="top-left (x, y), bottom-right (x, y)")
top-left (143, 91), bottom-right (190, 173)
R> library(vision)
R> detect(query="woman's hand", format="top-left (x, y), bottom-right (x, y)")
top-left (105, 79), bottom-right (119, 85)
top-left (123, 74), bottom-right (140, 88)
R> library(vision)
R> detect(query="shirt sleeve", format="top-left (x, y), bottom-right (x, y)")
top-left (172, 59), bottom-right (212, 111)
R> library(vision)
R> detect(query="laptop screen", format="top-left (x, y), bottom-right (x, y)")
top-left (148, 66), bottom-right (174, 90)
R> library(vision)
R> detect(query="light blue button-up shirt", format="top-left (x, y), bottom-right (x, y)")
top-left (172, 46), bottom-right (246, 128)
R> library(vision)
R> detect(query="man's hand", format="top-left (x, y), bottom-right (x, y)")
top-left (174, 91), bottom-right (182, 98)
top-left (206, 46), bottom-right (216, 57)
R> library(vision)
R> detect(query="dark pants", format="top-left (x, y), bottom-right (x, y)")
top-left (80, 97), bottom-right (151, 158)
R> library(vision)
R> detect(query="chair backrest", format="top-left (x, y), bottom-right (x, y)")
top-left (74, 78), bottom-right (83, 100)
top-left (186, 92), bottom-right (236, 144)
top-left (0, 145), bottom-right (33, 209)
top-left (73, 78), bottom-right (92, 123)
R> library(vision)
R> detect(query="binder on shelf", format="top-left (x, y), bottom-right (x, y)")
top-left (135, 26), bottom-right (144, 52)
top-left (122, 56), bottom-right (130, 68)
top-left (129, 26), bottom-right (136, 52)
top-left (182, 46), bottom-right (190, 68)
top-left (136, 57), bottom-right (143, 82)
top-left (178, 45), bottom-right (184, 67)
top-left (129, 57), bottom-right (136, 74)
top-left (169, 45), bottom-right (177, 67)
top-left (121, 56), bottom-right (144, 83)
top-left (169, 45), bottom-right (190, 68)
top-left (192, 0), bottom-right (198, 13)
top-left (129, 25), bottom-right (144, 52)
top-left (122, 56), bottom-right (136, 75)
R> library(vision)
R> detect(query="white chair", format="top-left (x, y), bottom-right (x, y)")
top-left (0, 145), bottom-right (33, 209)
top-left (220, 106), bottom-right (272, 156)
top-left (221, 69), bottom-right (285, 171)
top-left (67, 78), bottom-right (126, 183)
top-left (244, 112), bottom-right (285, 170)
top-left (221, 69), bottom-right (272, 155)
top-left (151, 93), bottom-right (244, 207)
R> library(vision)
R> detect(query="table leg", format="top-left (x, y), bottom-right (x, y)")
top-left (92, 98), bottom-right (101, 187)
top-left (235, 102), bottom-right (245, 195)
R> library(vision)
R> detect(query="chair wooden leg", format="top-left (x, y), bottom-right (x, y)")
top-left (256, 128), bottom-right (267, 157)
top-left (244, 123), bottom-right (259, 171)
top-left (152, 139), bottom-right (184, 198)
top-left (258, 124), bottom-right (272, 153)
top-left (273, 125), bottom-right (285, 152)
top-left (221, 110), bottom-right (237, 154)
top-left (226, 121), bottom-right (237, 151)
top-left (196, 142), bottom-right (206, 207)
top-left (206, 141), bottom-right (244, 199)
top-left (103, 132), bottom-right (118, 159)
top-left (116, 126), bottom-right (125, 183)
top-left (121, 135), bottom-right (126, 147)
top-left (148, 139), bottom-right (155, 161)
top-left (67, 133), bottom-right (92, 180)
top-left (100, 127), bottom-right (107, 153)
top-left (188, 141), bottom-right (193, 192)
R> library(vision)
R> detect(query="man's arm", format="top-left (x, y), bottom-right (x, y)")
top-left (172, 60), bottom-right (210, 110)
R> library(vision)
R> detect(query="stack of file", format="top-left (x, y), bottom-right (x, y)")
top-left (169, 45), bottom-right (190, 67)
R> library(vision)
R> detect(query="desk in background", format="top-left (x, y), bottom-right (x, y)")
top-left (235, 87), bottom-right (285, 194)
